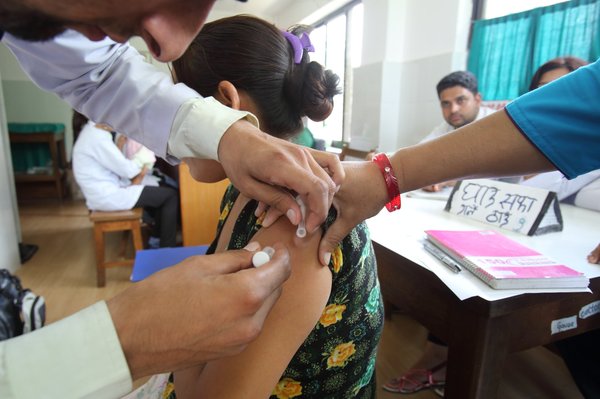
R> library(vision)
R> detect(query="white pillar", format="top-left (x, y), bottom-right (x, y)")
top-left (0, 69), bottom-right (22, 273)
top-left (350, 0), bottom-right (472, 152)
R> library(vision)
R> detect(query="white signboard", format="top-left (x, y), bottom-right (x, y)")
top-left (445, 179), bottom-right (563, 236)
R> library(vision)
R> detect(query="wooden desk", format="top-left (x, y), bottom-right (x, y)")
top-left (369, 198), bottom-right (600, 398)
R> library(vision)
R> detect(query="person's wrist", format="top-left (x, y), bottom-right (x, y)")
top-left (107, 292), bottom-right (146, 380)
top-left (217, 119), bottom-right (261, 162)
top-left (372, 153), bottom-right (401, 211)
top-left (356, 161), bottom-right (388, 214)
top-left (106, 296), bottom-right (133, 373)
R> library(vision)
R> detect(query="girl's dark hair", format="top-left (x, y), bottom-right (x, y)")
top-left (72, 111), bottom-right (89, 142)
top-left (171, 15), bottom-right (341, 139)
top-left (528, 56), bottom-right (588, 91)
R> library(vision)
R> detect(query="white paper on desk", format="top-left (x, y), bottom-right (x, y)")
top-left (418, 235), bottom-right (591, 301)
top-left (406, 188), bottom-right (451, 201)
top-left (367, 199), bottom-right (595, 302)
top-left (376, 231), bottom-right (436, 272)
top-left (433, 259), bottom-right (591, 301)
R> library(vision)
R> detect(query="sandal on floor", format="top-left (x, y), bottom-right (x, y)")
top-left (382, 361), bottom-right (447, 394)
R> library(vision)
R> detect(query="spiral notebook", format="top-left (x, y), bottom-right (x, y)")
top-left (424, 230), bottom-right (588, 290)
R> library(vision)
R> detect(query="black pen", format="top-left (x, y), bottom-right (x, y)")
top-left (423, 241), bottom-right (462, 273)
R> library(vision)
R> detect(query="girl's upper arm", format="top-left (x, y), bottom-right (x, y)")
top-left (181, 216), bottom-right (332, 399)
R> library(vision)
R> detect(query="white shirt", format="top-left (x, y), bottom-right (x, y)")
top-left (420, 106), bottom-right (496, 142)
top-left (2, 30), bottom-right (258, 161)
top-left (73, 122), bottom-right (144, 211)
top-left (521, 169), bottom-right (600, 211)
top-left (575, 177), bottom-right (600, 211)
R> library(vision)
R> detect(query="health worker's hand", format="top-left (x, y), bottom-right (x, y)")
top-left (218, 120), bottom-right (344, 234)
top-left (107, 243), bottom-right (291, 379)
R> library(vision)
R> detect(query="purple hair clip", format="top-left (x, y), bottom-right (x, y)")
top-left (282, 31), bottom-right (315, 64)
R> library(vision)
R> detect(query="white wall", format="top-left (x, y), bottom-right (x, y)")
top-left (351, 0), bottom-right (472, 152)
top-left (277, 0), bottom-right (353, 27)
top-left (0, 69), bottom-right (22, 273)
top-left (0, 44), bottom-right (75, 160)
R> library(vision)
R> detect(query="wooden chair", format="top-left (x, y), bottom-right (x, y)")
top-left (89, 208), bottom-right (144, 287)
top-left (178, 163), bottom-right (231, 246)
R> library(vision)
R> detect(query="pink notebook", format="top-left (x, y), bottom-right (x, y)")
top-left (425, 230), bottom-right (588, 289)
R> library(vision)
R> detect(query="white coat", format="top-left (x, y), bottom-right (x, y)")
top-left (72, 122), bottom-right (144, 211)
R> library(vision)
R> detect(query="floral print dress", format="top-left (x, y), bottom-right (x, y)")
top-left (169, 185), bottom-right (384, 399)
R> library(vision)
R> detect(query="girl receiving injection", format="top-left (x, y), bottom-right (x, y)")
top-left (125, 15), bottom-right (383, 399)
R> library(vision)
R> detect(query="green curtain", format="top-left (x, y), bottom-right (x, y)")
top-left (468, 0), bottom-right (600, 100)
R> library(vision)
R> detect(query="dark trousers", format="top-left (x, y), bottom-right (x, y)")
top-left (134, 186), bottom-right (179, 247)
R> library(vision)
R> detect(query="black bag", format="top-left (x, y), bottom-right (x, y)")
top-left (0, 269), bottom-right (45, 341)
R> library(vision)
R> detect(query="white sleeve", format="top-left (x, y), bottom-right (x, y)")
top-left (521, 170), bottom-right (600, 201)
top-left (93, 136), bottom-right (141, 180)
top-left (574, 177), bottom-right (600, 211)
top-left (0, 301), bottom-right (132, 399)
top-left (2, 30), bottom-right (252, 161)
top-left (168, 97), bottom-right (259, 160)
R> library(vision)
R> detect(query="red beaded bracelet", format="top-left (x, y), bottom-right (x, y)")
top-left (372, 153), bottom-right (401, 212)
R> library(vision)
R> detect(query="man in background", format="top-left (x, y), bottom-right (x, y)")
top-left (421, 70), bottom-right (496, 192)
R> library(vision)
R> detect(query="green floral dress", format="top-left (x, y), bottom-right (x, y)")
top-left (170, 185), bottom-right (384, 399)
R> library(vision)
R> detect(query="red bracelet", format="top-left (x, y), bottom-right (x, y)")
top-left (372, 153), bottom-right (401, 212)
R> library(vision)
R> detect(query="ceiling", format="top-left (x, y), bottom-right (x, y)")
top-left (211, 0), bottom-right (296, 19)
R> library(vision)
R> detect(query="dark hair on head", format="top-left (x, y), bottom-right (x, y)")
top-left (171, 15), bottom-right (341, 139)
top-left (0, 2), bottom-right (67, 42)
top-left (72, 111), bottom-right (89, 142)
top-left (436, 71), bottom-right (478, 97)
top-left (528, 56), bottom-right (588, 91)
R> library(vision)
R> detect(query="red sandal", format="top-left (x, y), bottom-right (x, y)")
top-left (382, 361), bottom-right (446, 394)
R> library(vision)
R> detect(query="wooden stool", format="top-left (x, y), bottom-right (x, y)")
top-left (89, 208), bottom-right (144, 287)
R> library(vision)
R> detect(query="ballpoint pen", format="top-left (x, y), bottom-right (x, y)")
top-left (423, 241), bottom-right (462, 273)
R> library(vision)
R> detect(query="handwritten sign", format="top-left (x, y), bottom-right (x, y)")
top-left (445, 179), bottom-right (563, 236)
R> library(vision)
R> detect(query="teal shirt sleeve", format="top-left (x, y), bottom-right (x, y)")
top-left (505, 59), bottom-right (600, 179)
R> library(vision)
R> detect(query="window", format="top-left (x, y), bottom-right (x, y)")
top-left (469, 0), bottom-right (598, 100)
top-left (306, 1), bottom-right (363, 146)
top-left (483, 0), bottom-right (570, 19)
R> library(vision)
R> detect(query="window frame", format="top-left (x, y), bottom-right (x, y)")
top-left (308, 0), bottom-right (362, 144)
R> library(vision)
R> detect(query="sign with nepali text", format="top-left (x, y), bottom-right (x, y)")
top-left (445, 179), bottom-right (563, 236)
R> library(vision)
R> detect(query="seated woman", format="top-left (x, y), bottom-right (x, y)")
top-left (72, 112), bottom-right (179, 248)
top-left (126, 15), bottom-right (383, 399)
top-left (520, 56), bottom-right (600, 213)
